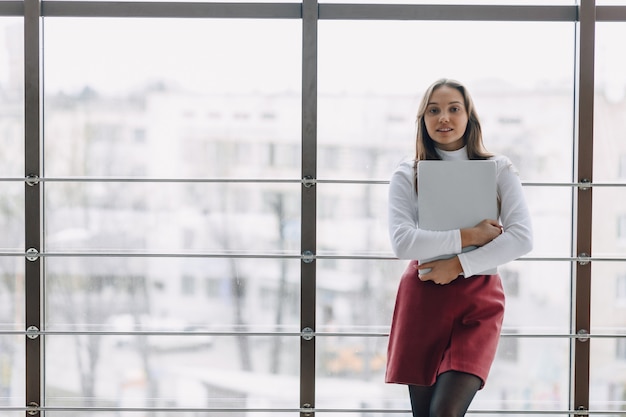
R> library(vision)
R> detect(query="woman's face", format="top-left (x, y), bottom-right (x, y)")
top-left (423, 85), bottom-right (469, 151)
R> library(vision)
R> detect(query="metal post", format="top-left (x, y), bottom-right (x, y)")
top-left (301, 0), bottom-right (318, 416)
top-left (573, 0), bottom-right (594, 414)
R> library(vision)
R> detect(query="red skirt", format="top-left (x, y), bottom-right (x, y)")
top-left (385, 260), bottom-right (505, 388)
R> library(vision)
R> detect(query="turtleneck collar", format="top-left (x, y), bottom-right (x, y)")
top-left (436, 145), bottom-right (469, 161)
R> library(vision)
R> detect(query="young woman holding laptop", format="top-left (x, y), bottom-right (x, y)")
top-left (385, 78), bottom-right (533, 417)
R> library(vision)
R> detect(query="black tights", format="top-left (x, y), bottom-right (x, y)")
top-left (408, 371), bottom-right (482, 417)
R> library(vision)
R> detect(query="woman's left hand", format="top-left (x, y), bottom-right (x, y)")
top-left (415, 256), bottom-right (463, 285)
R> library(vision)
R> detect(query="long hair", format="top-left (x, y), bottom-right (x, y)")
top-left (415, 78), bottom-right (492, 161)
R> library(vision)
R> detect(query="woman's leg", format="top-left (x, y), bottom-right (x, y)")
top-left (408, 384), bottom-right (435, 417)
top-left (429, 371), bottom-right (482, 417)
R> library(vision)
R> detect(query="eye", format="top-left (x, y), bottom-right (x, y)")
top-left (427, 107), bottom-right (439, 115)
top-left (450, 106), bottom-right (460, 113)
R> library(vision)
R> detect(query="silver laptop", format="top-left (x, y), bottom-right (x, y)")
top-left (417, 160), bottom-right (498, 275)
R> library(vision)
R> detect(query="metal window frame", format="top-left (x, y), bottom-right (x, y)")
top-left (5, 0), bottom-right (624, 415)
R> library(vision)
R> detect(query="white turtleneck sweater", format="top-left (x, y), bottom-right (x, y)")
top-left (388, 147), bottom-right (533, 277)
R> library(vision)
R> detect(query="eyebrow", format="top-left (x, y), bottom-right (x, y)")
top-left (427, 100), bottom-right (464, 106)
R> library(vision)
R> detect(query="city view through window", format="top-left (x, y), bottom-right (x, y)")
top-left (0, 1), bottom-right (625, 415)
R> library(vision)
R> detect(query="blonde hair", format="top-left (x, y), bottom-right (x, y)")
top-left (415, 78), bottom-right (492, 161)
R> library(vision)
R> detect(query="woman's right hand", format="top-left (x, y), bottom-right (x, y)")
top-left (461, 219), bottom-right (502, 248)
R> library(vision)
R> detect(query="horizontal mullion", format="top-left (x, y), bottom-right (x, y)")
top-left (0, 1), bottom-right (22, 16)
top-left (0, 406), bottom-right (622, 414)
top-left (6, 251), bottom-right (626, 262)
top-left (597, 5), bottom-right (626, 21)
top-left (6, 329), bottom-right (624, 338)
top-left (8, 177), bottom-right (626, 187)
top-left (319, 4), bottom-right (577, 22)
top-left (41, 1), bottom-right (301, 18)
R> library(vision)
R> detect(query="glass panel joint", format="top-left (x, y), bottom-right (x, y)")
top-left (576, 329), bottom-right (589, 343)
top-left (26, 402), bottom-right (40, 416)
top-left (25, 174), bottom-right (40, 187)
top-left (578, 178), bottom-right (591, 191)
top-left (26, 248), bottom-right (40, 262)
top-left (302, 176), bottom-right (316, 188)
top-left (577, 253), bottom-right (590, 265)
top-left (302, 250), bottom-right (315, 263)
top-left (301, 327), bottom-right (314, 341)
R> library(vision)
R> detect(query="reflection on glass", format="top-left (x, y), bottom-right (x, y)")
top-left (595, 23), bottom-right (626, 182)
top-left (317, 184), bottom-right (390, 256)
top-left (316, 335), bottom-right (570, 411)
top-left (318, 21), bottom-right (575, 182)
top-left (45, 182), bottom-right (300, 253)
top-left (46, 335), bottom-right (299, 409)
top-left (524, 186), bottom-right (573, 258)
top-left (45, 258), bottom-right (301, 331)
top-left (593, 188), bottom-right (626, 256)
top-left (0, 184), bottom-right (24, 251)
top-left (590, 338), bottom-right (626, 411)
top-left (0, 335), bottom-right (24, 409)
top-left (0, 19), bottom-right (24, 177)
top-left (591, 263), bottom-right (626, 335)
top-left (43, 18), bottom-right (301, 179)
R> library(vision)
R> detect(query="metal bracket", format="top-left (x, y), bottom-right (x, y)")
top-left (575, 405), bottom-right (588, 417)
top-left (25, 174), bottom-right (40, 187)
top-left (576, 329), bottom-right (589, 343)
top-left (578, 179), bottom-right (591, 191)
top-left (26, 326), bottom-right (40, 340)
top-left (577, 253), bottom-right (590, 266)
top-left (302, 176), bottom-right (316, 188)
top-left (301, 327), bottom-right (314, 341)
top-left (302, 250), bottom-right (315, 264)
top-left (26, 402), bottom-right (40, 415)
top-left (26, 248), bottom-right (40, 262)
top-left (301, 403), bottom-right (313, 416)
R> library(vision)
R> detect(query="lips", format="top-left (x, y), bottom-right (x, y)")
top-left (437, 127), bottom-right (453, 132)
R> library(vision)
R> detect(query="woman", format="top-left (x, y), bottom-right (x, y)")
top-left (385, 78), bottom-right (533, 417)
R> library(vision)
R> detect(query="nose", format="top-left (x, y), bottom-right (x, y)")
top-left (439, 111), bottom-right (449, 123)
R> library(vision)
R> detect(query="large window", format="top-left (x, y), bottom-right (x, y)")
top-left (1, 0), bottom-right (625, 415)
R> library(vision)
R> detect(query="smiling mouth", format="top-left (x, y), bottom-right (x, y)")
top-left (437, 128), bottom-right (453, 132)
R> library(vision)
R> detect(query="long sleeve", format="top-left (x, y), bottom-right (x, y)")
top-left (457, 156), bottom-right (533, 277)
top-left (388, 161), bottom-right (463, 261)
top-left (387, 154), bottom-right (533, 277)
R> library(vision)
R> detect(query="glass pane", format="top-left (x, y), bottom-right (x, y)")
top-left (318, 184), bottom-right (389, 257)
top-left (591, 262), bottom-right (626, 333)
top-left (317, 260), bottom-right (403, 333)
top-left (318, 21), bottom-right (575, 182)
top-left (595, 23), bottom-right (626, 183)
top-left (590, 338), bottom-right (626, 411)
top-left (45, 182), bottom-right (300, 253)
top-left (0, 18), bottom-right (24, 178)
top-left (0, 334), bottom-right (24, 410)
top-left (45, 258), bottom-right (301, 331)
top-left (501, 261), bottom-right (571, 332)
top-left (46, 335), bottom-right (299, 409)
top-left (593, 188), bottom-right (626, 256)
top-left (520, 186), bottom-right (572, 258)
top-left (316, 336), bottom-right (570, 411)
top-left (477, 338), bottom-right (570, 410)
top-left (43, 18), bottom-right (301, 179)
top-left (0, 183), bottom-right (23, 252)
top-left (0, 256), bottom-right (24, 330)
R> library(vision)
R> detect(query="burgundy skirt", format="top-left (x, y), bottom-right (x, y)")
top-left (385, 260), bottom-right (505, 388)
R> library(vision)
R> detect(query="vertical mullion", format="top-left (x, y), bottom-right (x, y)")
top-left (300, 0), bottom-right (317, 415)
top-left (574, 0), bottom-right (594, 413)
top-left (24, 0), bottom-right (42, 414)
